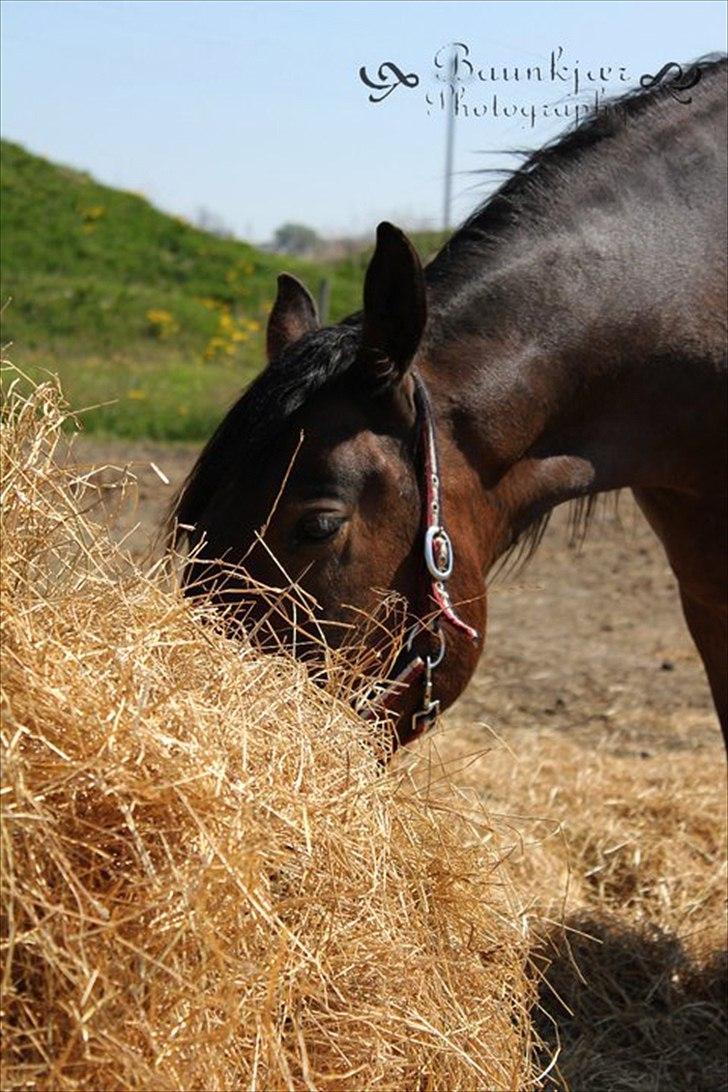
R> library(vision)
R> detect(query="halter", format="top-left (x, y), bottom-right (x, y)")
top-left (360, 370), bottom-right (479, 745)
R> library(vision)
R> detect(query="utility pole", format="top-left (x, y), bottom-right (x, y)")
top-left (442, 46), bottom-right (456, 231)
top-left (317, 278), bottom-right (331, 325)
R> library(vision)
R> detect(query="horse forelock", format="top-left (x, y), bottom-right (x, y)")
top-left (169, 321), bottom-right (362, 543)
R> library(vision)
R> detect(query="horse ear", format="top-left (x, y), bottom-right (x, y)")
top-left (358, 222), bottom-right (426, 391)
top-left (266, 273), bottom-right (319, 362)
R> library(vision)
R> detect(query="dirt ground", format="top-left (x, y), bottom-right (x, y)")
top-left (74, 434), bottom-right (722, 757)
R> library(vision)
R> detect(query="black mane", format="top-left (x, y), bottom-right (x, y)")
top-left (171, 322), bottom-right (361, 539)
top-left (429, 53), bottom-right (726, 285)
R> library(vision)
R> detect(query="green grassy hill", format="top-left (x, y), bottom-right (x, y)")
top-left (0, 140), bottom-right (448, 439)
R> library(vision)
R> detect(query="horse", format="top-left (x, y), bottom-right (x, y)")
top-left (171, 57), bottom-right (727, 751)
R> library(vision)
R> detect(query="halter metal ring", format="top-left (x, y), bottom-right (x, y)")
top-left (426, 625), bottom-right (446, 670)
top-left (424, 525), bottom-right (454, 581)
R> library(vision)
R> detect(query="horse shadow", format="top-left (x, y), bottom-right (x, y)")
top-left (532, 914), bottom-right (727, 1091)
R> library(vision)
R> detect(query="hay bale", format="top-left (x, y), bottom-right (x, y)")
top-left (0, 372), bottom-right (539, 1089)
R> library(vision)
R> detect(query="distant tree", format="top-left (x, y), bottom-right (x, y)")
top-left (273, 222), bottom-right (320, 256)
top-left (195, 206), bottom-right (234, 239)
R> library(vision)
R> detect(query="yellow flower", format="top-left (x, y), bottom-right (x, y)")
top-left (128, 388), bottom-right (147, 400)
top-left (79, 203), bottom-right (105, 222)
top-left (146, 308), bottom-right (179, 340)
top-left (203, 334), bottom-right (230, 360)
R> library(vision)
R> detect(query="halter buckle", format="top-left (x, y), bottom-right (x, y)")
top-left (424, 525), bottom-right (454, 581)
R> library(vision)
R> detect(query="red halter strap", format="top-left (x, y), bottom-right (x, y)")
top-left (414, 371), bottom-right (480, 645)
top-left (360, 371), bottom-right (479, 743)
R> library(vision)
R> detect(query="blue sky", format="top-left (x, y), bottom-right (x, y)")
top-left (2, 1), bottom-right (726, 241)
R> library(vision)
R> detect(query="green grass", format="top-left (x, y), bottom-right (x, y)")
top-left (1, 139), bottom-right (448, 440)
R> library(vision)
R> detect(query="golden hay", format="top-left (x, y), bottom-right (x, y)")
top-left (412, 726), bottom-right (728, 1090)
top-left (0, 373), bottom-right (540, 1089)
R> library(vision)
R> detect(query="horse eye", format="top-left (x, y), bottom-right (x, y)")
top-left (296, 512), bottom-right (345, 543)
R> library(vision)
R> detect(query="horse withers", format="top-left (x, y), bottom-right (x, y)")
top-left (171, 57), bottom-right (727, 749)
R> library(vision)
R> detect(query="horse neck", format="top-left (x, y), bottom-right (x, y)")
top-left (421, 215), bottom-right (726, 571)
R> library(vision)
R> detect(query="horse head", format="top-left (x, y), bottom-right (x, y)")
top-left (172, 223), bottom-right (486, 748)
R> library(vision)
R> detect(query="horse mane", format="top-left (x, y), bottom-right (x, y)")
top-left (428, 52), bottom-right (727, 284)
top-left (493, 494), bottom-right (614, 582)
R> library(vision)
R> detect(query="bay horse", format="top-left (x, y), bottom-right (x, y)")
top-left (172, 57), bottom-right (727, 749)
